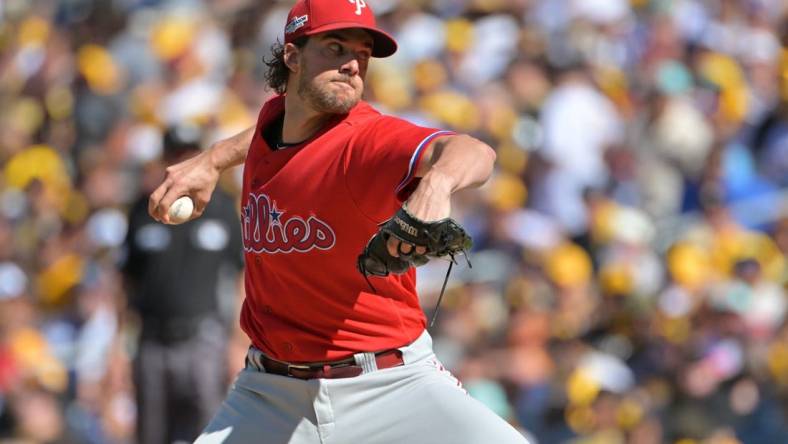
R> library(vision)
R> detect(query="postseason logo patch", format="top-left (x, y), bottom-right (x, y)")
top-left (285, 15), bottom-right (308, 34)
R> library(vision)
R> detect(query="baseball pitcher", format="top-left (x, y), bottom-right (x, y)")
top-left (148, 0), bottom-right (530, 443)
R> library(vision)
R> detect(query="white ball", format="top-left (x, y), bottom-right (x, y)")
top-left (168, 196), bottom-right (194, 224)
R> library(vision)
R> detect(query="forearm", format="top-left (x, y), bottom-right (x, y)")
top-left (208, 126), bottom-right (255, 172)
top-left (416, 135), bottom-right (496, 193)
top-left (407, 135), bottom-right (496, 221)
top-left (148, 126), bottom-right (255, 223)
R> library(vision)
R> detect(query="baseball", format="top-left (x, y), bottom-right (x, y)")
top-left (168, 196), bottom-right (194, 224)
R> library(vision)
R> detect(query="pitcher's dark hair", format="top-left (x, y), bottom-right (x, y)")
top-left (263, 37), bottom-right (309, 94)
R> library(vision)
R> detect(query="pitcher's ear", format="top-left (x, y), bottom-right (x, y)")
top-left (284, 43), bottom-right (301, 72)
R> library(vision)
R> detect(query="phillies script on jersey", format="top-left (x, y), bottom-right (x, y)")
top-left (243, 192), bottom-right (336, 254)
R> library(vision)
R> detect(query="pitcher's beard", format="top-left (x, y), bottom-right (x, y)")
top-left (298, 77), bottom-right (361, 115)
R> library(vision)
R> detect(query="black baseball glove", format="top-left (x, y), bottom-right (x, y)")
top-left (357, 205), bottom-right (472, 278)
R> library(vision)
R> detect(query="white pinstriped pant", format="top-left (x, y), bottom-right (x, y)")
top-left (194, 330), bottom-right (530, 444)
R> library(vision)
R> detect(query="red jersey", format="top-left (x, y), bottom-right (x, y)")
top-left (240, 95), bottom-right (453, 362)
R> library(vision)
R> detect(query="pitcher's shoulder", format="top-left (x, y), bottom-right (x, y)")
top-left (346, 101), bottom-right (385, 127)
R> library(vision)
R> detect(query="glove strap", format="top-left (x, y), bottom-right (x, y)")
top-left (429, 260), bottom-right (452, 328)
top-left (428, 250), bottom-right (473, 328)
top-left (390, 205), bottom-right (435, 245)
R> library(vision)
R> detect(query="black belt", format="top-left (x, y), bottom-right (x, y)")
top-left (258, 349), bottom-right (404, 379)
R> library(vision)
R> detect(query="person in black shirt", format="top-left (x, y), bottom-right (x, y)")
top-left (121, 123), bottom-right (243, 444)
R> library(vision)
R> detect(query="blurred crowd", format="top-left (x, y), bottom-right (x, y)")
top-left (0, 0), bottom-right (786, 443)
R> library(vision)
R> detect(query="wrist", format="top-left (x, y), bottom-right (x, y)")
top-left (419, 169), bottom-right (455, 196)
top-left (405, 170), bottom-right (454, 221)
top-left (206, 143), bottom-right (228, 175)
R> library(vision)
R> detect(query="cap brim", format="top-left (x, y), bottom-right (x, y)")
top-left (304, 23), bottom-right (397, 58)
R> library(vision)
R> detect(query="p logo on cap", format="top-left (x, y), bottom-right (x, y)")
top-left (284, 0), bottom-right (397, 58)
top-left (349, 0), bottom-right (366, 15)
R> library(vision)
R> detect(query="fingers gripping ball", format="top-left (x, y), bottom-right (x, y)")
top-left (357, 205), bottom-right (472, 278)
top-left (168, 196), bottom-right (194, 224)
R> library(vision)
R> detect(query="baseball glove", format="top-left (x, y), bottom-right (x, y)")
top-left (357, 205), bottom-right (472, 278)
top-left (357, 205), bottom-right (472, 327)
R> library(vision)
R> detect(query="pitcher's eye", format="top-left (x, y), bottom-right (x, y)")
top-left (328, 43), bottom-right (344, 56)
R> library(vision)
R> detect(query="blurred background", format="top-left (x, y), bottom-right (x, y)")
top-left (0, 0), bottom-right (786, 443)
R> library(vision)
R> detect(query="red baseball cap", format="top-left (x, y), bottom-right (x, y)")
top-left (284, 0), bottom-right (397, 58)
